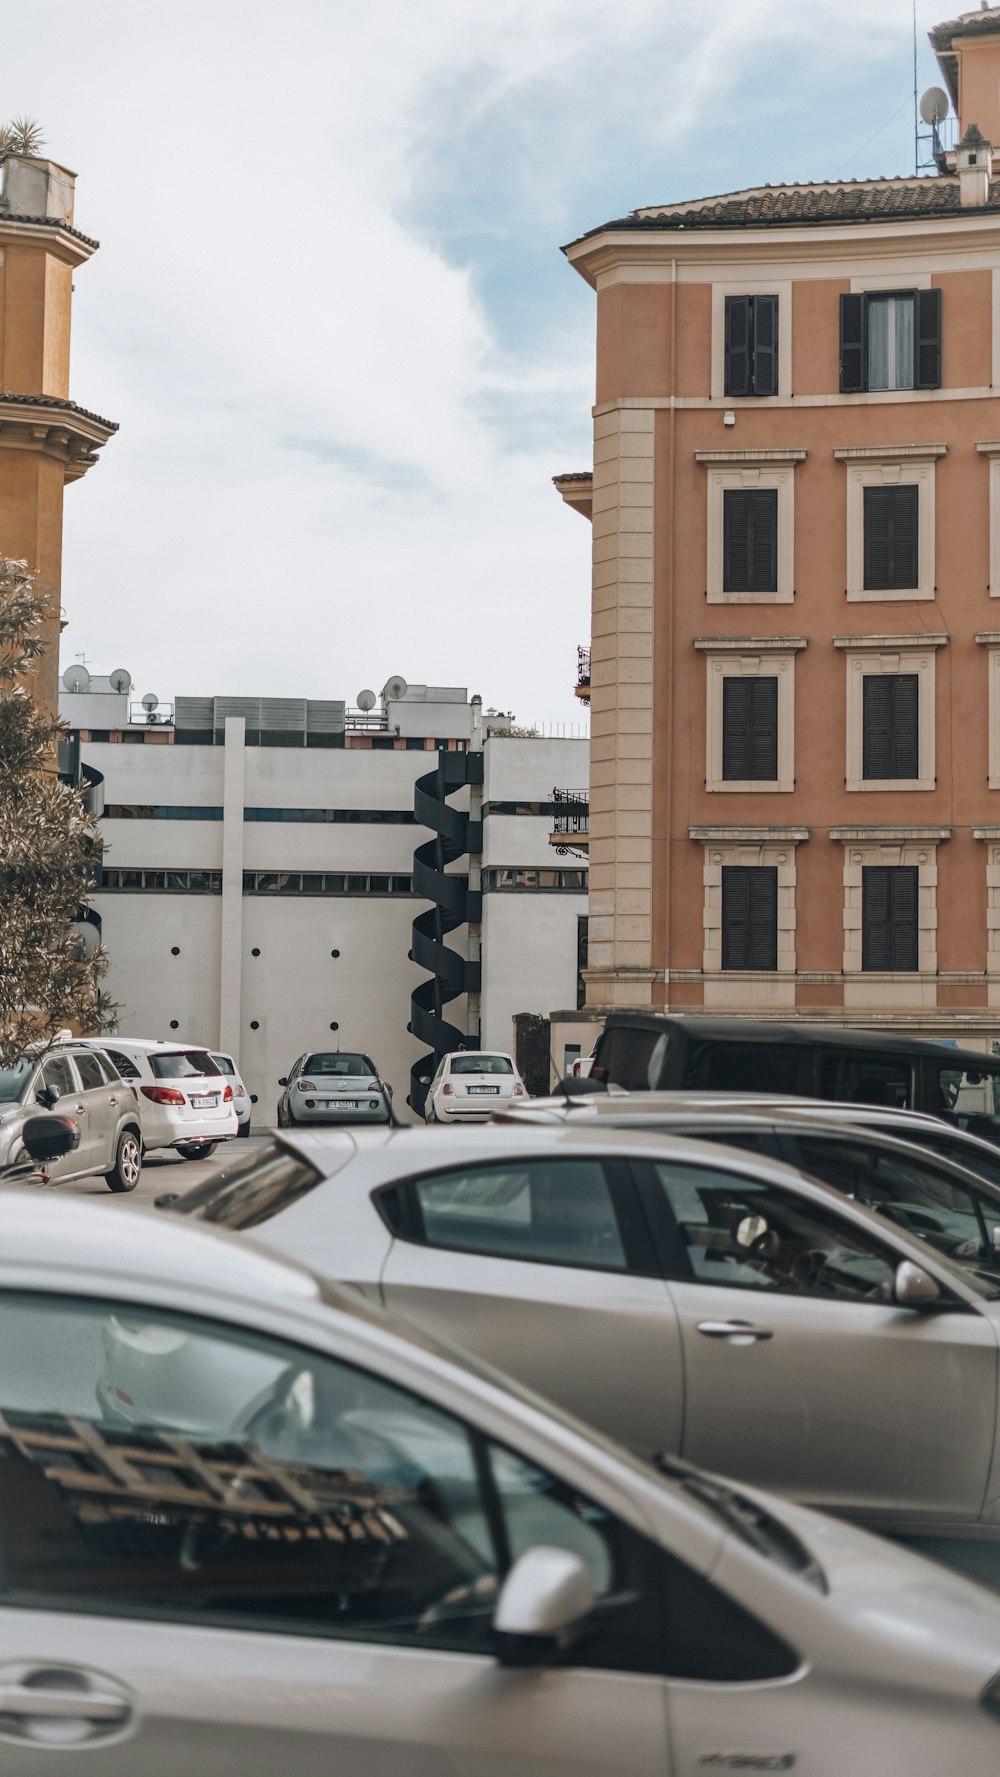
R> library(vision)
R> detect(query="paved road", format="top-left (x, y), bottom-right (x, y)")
top-left (66, 1131), bottom-right (270, 1208)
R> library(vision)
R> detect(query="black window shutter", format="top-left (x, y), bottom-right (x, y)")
top-left (749, 678), bottom-right (778, 779)
top-left (751, 295), bottom-right (779, 396)
top-left (723, 678), bottom-right (777, 780)
top-left (863, 867), bottom-right (918, 971)
top-left (723, 867), bottom-right (777, 971)
top-left (863, 487), bottom-right (892, 589)
top-left (890, 676), bottom-right (919, 779)
top-left (862, 676), bottom-right (892, 778)
top-left (861, 868), bottom-right (891, 971)
top-left (722, 679), bottom-right (751, 779)
top-left (914, 288), bottom-right (941, 390)
top-left (723, 490), bottom-right (750, 592)
top-left (889, 867), bottom-right (919, 971)
top-left (725, 297), bottom-right (751, 398)
top-left (750, 490), bottom-right (778, 591)
top-left (840, 292), bottom-right (866, 393)
top-left (890, 485), bottom-right (919, 589)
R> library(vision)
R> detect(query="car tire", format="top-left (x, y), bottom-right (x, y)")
top-left (176, 1141), bottom-right (217, 1161)
top-left (105, 1129), bottom-right (142, 1193)
top-left (237, 1121), bottom-right (251, 1138)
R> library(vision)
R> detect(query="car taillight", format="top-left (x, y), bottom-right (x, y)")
top-left (443, 1082), bottom-right (454, 1095)
top-left (513, 1082), bottom-right (525, 1096)
top-left (366, 1081), bottom-right (379, 1091)
top-left (591, 1065), bottom-right (608, 1082)
top-left (223, 1084), bottom-right (233, 1102)
top-left (297, 1080), bottom-right (316, 1091)
top-left (140, 1086), bottom-right (186, 1105)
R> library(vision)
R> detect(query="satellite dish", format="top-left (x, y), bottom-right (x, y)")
top-left (920, 86), bottom-right (950, 126)
top-left (141, 691), bottom-right (159, 712)
top-left (383, 675), bottom-right (408, 703)
top-left (109, 668), bottom-right (132, 693)
top-left (356, 688), bottom-right (377, 712)
top-left (62, 664), bottom-right (91, 693)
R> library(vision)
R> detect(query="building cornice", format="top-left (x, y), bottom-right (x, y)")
top-left (689, 826), bottom-right (811, 842)
top-left (0, 215), bottom-right (97, 266)
top-left (694, 448), bottom-right (807, 466)
top-left (828, 826), bottom-right (952, 841)
top-left (552, 472), bottom-right (593, 520)
top-left (977, 441), bottom-right (1000, 455)
top-left (832, 633), bottom-right (950, 649)
top-left (833, 443), bottom-right (949, 461)
top-left (693, 636), bottom-right (808, 652)
top-left (0, 394), bottom-right (118, 482)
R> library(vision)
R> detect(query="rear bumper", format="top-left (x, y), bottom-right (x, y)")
top-left (436, 1099), bottom-right (513, 1119)
top-left (140, 1106), bottom-right (239, 1147)
top-left (288, 1099), bottom-right (390, 1125)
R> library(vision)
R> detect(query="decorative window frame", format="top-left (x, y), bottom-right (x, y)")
top-left (690, 827), bottom-right (809, 975)
top-left (974, 827), bottom-right (1000, 974)
top-left (834, 443), bottom-right (946, 603)
top-left (830, 826), bottom-right (950, 976)
top-left (976, 443), bottom-right (1000, 598)
top-left (695, 636), bottom-right (806, 794)
top-left (710, 281), bottom-right (792, 400)
top-left (696, 448), bottom-right (806, 605)
top-left (835, 633), bottom-right (947, 793)
top-left (976, 633), bottom-right (1000, 787)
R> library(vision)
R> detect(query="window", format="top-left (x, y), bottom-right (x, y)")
top-left (721, 867), bottom-right (778, 971)
top-left (651, 1162), bottom-right (899, 1300)
top-left (724, 294), bottom-right (779, 397)
top-left (149, 1051), bottom-right (220, 1080)
top-left (75, 1053), bottom-right (108, 1091)
top-left (723, 490), bottom-right (777, 594)
top-left (449, 1055), bottom-right (514, 1076)
top-left (817, 1055), bottom-right (911, 1107)
top-left (721, 678), bottom-right (778, 781)
top-left (862, 674), bottom-right (918, 779)
top-left (683, 1042), bottom-right (799, 1095)
top-left (171, 1139), bottom-right (323, 1229)
top-left (302, 1054), bottom-right (375, 1077)
top-left (102, 1047), bottom-right (142, 1081)
top-left (40, 1055), bottom-right (77, 1099)
top-left (408, 1161), bottom-right (627, 1270)
top-left (931, 1064), bottom-right (1000, 1145)
top-left (861, 866), bottom-right (918, 971)
top-left (839, 289), bottom-right (941, 393)
top-left (786, 1133), bottom-right (990, 1273)
top-left (863, 486), bottom-right (918, 592)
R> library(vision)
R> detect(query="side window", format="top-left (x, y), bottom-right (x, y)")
top-left (75, 1052), bottom-right (109, 1091)
top-left (652, 1161), bottom-right (899, 1301)
top-left (40, 1055), bottom-right (77, 1099)
top-left (817, 1054), bottom-right (912, 1108)
top-left (683, 1041), bottom-right (799, 1095)
top-left (411, 1162), bottom-right (628, 1271)
top-left (595, 1025), bottom-right (671, 1089)
top-left (788, 1134), bottom-right (987, 1268)
top-left (104, 1048), bottom-right (141, 1081)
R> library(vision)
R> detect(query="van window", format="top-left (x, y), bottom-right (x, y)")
top-left (818, 1056), bottom-right (912, 1108)
top-left (931, 1063), bottom-right (1000, 1146)
top-left (683, 1042), bottom-right (799, 1095)
top-left (595, 1027), bottom-right (671, 1090)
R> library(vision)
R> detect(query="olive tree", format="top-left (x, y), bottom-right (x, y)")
top-left (0, 557), bottom-right (114, 1063)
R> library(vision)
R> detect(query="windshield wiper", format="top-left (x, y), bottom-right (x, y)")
top-left (652, 1453), bottom-right (825, 1589)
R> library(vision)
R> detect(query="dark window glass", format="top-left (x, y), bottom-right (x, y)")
top-left (817, 1055), bottom-right (912, 1107)
top-left (722, 489), bottom-right (778, 593)
top-left (302, 1054), bottom-right (375, 1077)
top-left (40, 1055), bottom-right (77, 1099)
top-left (74, 1053), bottom-right (108, 1091)
top-left (149, 1051), bottom-right (220, 1081)
top-left (171, 1140), bottom-right (323, 1229)
top-left (931, 1065), bottom-right (1000, 1145)
top-left (300, 874), bottom-right (324, 893)
top-left (594, 1025), bottom-right (669, 1090)
top-left (144, 870), bottom-right (167, 890)
top-left (369, 875), bottom-right (391, 894)
top-left (863, 485), bottom-right (918, 591)
top-left (721, 678), bottom-right (778, 780)
top-left (915, 1129), bottom-right (1000, 1188)
top-left (103, 1048), bottom-right (142, 1081)
top-left (789, 1133), bottom-right (988, 1271)
top-left (861, 867), bottom-right (918, 972)
top-left (412, 1161), bottom-right (627, 1271)
top-left (721, 867), bottom-right (778, 971)
top-left (683, 1041), bottom-right (798, 1095)
top-left (840, 289), bottom-right (940, 393)
top-left (449, 1055), bottom-right (514, 1075)
top-left (347, 875), bottom-right (368, 894)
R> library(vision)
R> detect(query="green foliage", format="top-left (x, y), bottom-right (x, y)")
top-left (0, 558), bottom-right (115, 1064)
top-left (0, 117), bottom-right (46, 162)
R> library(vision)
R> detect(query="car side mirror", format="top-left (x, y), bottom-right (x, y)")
top-left (35, 1084), bottom-right (58, 1109)
top-left (278, 1078), bottom-right (288, 1088)
top-left (894, 1259), bottom-right (941, 1308)
top-left (21, 1115), bottom-right (79, 1162)
top-left (492, 1547), bottom-right (595, 1666)
top-left (991, 1225), bottom-right (1000, 1255)
top-left (419, 1075), bottom-right (431, 1087)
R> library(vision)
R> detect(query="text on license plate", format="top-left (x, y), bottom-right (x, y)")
top-left (190, 1095), bottom-right (218, 1109)
top-left (326, 1100), bottom-right (359, 1110)
top-left (467, 1086), bottom-right (500, 1094)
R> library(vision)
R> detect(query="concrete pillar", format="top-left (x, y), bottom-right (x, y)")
top-left (219, 717), bottom-right (246, 1055)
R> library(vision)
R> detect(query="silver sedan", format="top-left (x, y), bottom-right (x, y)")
top-left (169, 1123), bottom-right (1000, 1540)
top-left (275, 1050), bottom-right (392, 1126)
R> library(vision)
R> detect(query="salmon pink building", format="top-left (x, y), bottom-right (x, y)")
top-left (556, 5), bottom-right (1000, 1047)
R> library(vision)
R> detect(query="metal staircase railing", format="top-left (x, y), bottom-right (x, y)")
top-left (407, 750), bottom-right (483, 1115)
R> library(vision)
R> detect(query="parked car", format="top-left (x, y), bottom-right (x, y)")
top-left (0, 1042), bottom-right (142, 1192)
top-left (276, 1051), bottom-right (392, 1127)
top-left (169, 1124), bottom-right (1000, 1541)
top-left (587, 1014), bottom-right (1000, 1144)
top-left (17, 1191), bottom-right (1000, 1773)
top-left (210, 1050), bottom-right (251, 1135)
top-left (76, 1037), bottom-right (237, 1159)
top-left (424, 1050), bottom-right (527, 1122)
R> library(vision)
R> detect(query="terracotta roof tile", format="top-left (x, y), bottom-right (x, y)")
top-left (0, 210), bottom-right (99, 250)
top-left (0, 391), bottom-right (118, 431)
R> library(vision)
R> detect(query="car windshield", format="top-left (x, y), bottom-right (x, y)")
top-left (150, 1051), bottom-right (221, 1080)
top-left (303, 1054), bottom-right (374, 1077)
top-left (931, 1063), bottom-right (1000, 1145)
top-left (167, 1139), bottom-right (324, 1228)
top-left (451, 1055), bottom-right (513, 1076)
top-left (0, 1059), bottom-right (32, 1103)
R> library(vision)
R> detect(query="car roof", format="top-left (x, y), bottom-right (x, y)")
top-left (82, 1037), bottom-right (211, 1054)
top-left (499, 1092), bottom-right (948, 1129)
top-left (447, 1050), bottom-right (514, 1060)
top-left (600, 1013), bottom-right (996, 1066)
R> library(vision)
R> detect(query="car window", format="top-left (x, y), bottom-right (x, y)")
top-left (788, 1133), bottom-right (989, 1271)
top-left (102, 1047), bottom-right (142, 1081)
top-left (818, 1056), bottom-right (912, 1107)
top-left (683, 1043), bottom-right (799, 1096)
top-left (652, 1161), bottom-right (899, 1301)
top-left (40, 1055), bottom-right (77, 1099)
top-left (211, 1054), bottom-right (236, 1076)
top-left (170, 1140), bottom-right (323, 1228)
top-left (450, 1055), bottom-right (514, 1076)
top-left (410, 1161), bottom-right (628, 1271)
top-left (931, 1063), bottom-right (1000, 1145)
top-left (150, 1051), bottom-right (221, 1081)
top-left (74, 1052), bottom-right (109, 1092)
top-left (594, 1025), bottom-right (668, 1090)
top-left (0, 1290), bottom-right (662, 1673)
top-left (303, 1053), bottom-right (373, 1076)
top-left (0, 1060), bottom-right (33, 1103)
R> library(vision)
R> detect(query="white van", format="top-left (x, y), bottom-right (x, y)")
top-left (76, 1038), bottom-right (238, 1159)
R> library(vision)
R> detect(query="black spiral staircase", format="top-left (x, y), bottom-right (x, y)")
top-left (407, 750), bottom-right (483, 1116)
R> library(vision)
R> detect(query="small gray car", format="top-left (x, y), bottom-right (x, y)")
top-left (276, 1051), bottom-right (392, 1127)
top-left (0, 1043), bottom-right (142, 1192)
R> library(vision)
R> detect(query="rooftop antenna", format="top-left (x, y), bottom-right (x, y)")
top-left (356, 688), bottom-right (376, 712)
top-left (913, 0), bottom-right (919, 177)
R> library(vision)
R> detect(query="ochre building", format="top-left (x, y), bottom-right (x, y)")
top-left (558, 5), bottom-right (1000, 1044)
top-left (0, 154), bottom-right (115, 719)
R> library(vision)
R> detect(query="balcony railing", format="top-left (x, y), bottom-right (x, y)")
top-left (575, 645), bottom-right (591, 703)
top-left (549, 786), bottom-right (589, 855)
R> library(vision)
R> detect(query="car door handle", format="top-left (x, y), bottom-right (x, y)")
top-left (0, 1681), bottom-right (127, 1721)
top-left (74, 1104), bottom-right (86, 1114)
top-left (696, 1319), bottom-right (773, 1342)
top-left (108, 1096), bottom-right (118, 1107)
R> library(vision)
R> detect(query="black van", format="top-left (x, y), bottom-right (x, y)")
top-left (590, 1013), bottom-right (1000, 1146)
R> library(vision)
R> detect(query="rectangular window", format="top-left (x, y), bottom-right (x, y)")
top-left (861, 866), bottom-right (918, 971)
top-left (722, 678), bottom-right (778, 781)
top-left (863, 485), bottom-right (918, 591)
top-left (724, 295), bottom-right (779, 397)
top-left (840, 289), bottom-right (941, 393)
top-left (862, 674), bottom-right (919, 779)
top-left (721, 866), bottom-right (778, 971)
top-left (723, 489), bottom-right (778, 593)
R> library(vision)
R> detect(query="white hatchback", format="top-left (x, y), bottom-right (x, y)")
top-left (80, 1038), bottom-right (238, 1158)
top-left (425, 1050), bottom-right (527, 1122)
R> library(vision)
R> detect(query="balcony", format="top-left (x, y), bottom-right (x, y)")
top-left (549, 786), bottom-right (589, 856)
top-left (575, 645), bottom-right (591, 704)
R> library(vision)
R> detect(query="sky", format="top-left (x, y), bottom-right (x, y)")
top-left (3, 0), bottom-right (959, 724)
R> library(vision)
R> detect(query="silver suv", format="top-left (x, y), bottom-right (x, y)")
top-left (0, 1044), bottom-right (143, 1192)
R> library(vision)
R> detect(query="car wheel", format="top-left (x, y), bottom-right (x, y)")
top-left (176, 1141), bottom-right (217, 1161)
top-left (105, 1129), bottom-right (142, 1193)
top-left (237, 1120), bottom-right (251, 1138)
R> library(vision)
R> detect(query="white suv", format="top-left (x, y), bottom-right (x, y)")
top-left (78, 1038), bottom-right (238, 1159)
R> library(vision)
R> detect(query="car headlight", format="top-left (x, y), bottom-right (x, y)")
top-left (981, 1673), bottom-right (1000, 1722)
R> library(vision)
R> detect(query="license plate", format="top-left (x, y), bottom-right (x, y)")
top-left (467, 1085), bottom-right (500, 1095)
top-left (190, 1095), bottom-right (218, 1109)
top-left (326, 1100), bottom-right (359, 1110)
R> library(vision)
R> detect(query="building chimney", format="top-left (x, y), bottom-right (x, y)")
top-left (956, 122), bottom-right (993, 204)
top-left (0, 155), bottom-right (75, 225)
